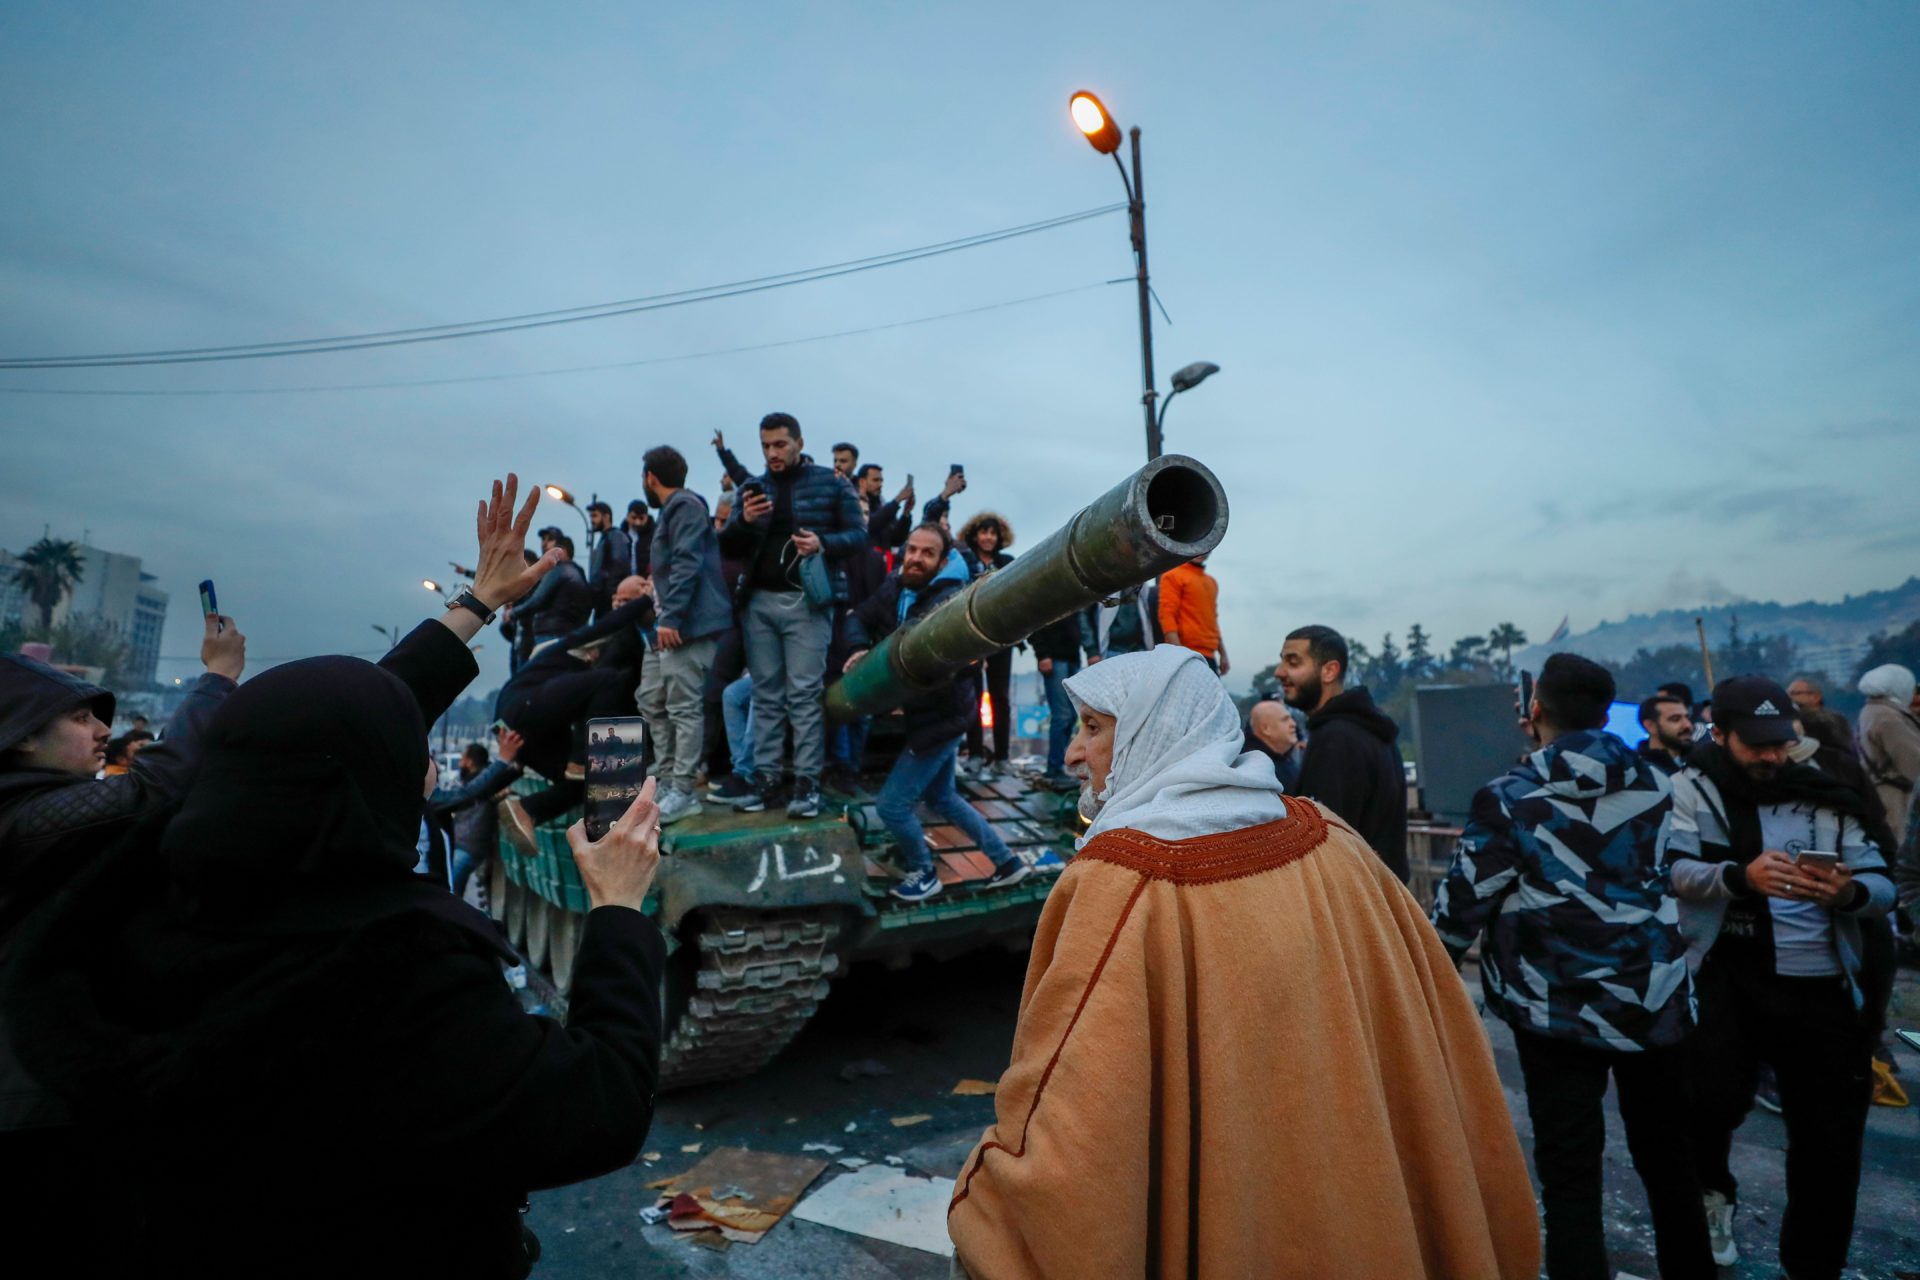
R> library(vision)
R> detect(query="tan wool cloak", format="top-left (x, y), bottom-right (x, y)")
top-left (948, 801), bottom-right (1540, 1280)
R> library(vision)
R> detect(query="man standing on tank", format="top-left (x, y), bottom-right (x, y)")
top-left (717, 412), bottom-right (866, 819)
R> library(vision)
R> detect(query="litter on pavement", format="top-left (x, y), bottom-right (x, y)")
top-left (891, 1113), bottom-right (933, 1127)
top-left (644, 1146), bottom-right (830, 1245)
top-left (951, 1079), bottom-right (998, 1095)
top-left (800, 1142), bottom-right (844, 1155)
top-left (792, 1164), bottom-right (958, 1258)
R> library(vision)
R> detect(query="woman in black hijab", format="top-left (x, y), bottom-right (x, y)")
top-left (10, 476), bottom-right (666, 1278)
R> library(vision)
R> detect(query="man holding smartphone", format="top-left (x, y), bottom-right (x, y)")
top-left (1668, 675), bottom-right (1896, 1276)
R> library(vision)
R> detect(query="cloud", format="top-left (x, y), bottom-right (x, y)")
top-left (1816, 417), bottom-right (1915, 441)
top-left (1650, 569), bottom-right (1747, 612)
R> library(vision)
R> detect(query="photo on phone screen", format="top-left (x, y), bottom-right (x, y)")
top-left (584, 717), bottom-right (653, 842)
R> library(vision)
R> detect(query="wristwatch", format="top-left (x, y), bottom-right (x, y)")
top-left (447, 588), bottom-right (497, 625)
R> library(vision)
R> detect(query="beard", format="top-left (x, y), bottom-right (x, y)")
top-left (1655, 729), bottom-right (1692, 756)
top-left (1282, 673), bottom-right (1320, 711)
top-left (1074, 766), bottom-right (1106, 824)
top-left (1739, 759), bottom-right (1781, 783)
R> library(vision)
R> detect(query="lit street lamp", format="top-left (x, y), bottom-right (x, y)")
top-left (544, 483), bottom-right (596, 551)
top-left (1069, 90), bottom-right (1218, 459)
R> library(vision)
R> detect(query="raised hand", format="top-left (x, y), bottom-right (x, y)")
top-left (566, 778), bottom-right (663, 912)
top-left (201, 613), bottom-right (246, 681)
top-left (472, 473), bottom-right (560, 610)
top-left (494, 727), bottom-right (525, 764)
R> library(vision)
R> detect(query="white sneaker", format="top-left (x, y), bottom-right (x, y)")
top-left (1702, 1190), bottom-right (1738, 1266)
top-left (657, 784), bottom-right (704, 826)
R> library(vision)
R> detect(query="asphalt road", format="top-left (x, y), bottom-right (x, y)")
top-left (530, 950), bottom-right (1920, 1279)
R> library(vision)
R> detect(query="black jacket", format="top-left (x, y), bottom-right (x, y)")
top-left (841, 566), bottom-right (974, 752)
top-left (515, 560), bottom-right (594, 642)
top-left (10, 847), bottom-right (662, 1278)
top-left (717, 462), bottom-right (867, 603)
top-left (1028, 613), bottom-right (1082, 663)
top-left (1297, 687), bottom-right (1409, 881)
top-left (1635, 739), bottom-right (1687, 776)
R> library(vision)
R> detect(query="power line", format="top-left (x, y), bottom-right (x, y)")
top-left (0, 281), bottom-right (1120, 397)
top-left (0, 205), bottom-right (1123, 370)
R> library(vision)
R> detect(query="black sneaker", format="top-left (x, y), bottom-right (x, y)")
top-left (984, 855), bottom-right (1033, 890)
top-left (726, 776), bottom-right (771, 812)
top-left (709, 772), bottom-right (754, 800)
top-left (786, 777), bottom-right (821, 819)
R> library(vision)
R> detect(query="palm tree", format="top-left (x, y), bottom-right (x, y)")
top-left (1488, 622), bottom-right (1528, 676)
top-left (13, 537), bottom-right (86, 629)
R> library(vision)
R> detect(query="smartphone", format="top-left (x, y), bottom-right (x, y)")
top-left (1518, 670), bottom-right (1533, 712)
top-left (198, 579), bottom-right (223, 634)
top-left (1793, 850), bottom-right (1840, 872)
top-left (583, 716), bottom-right (653, 842)
top-left (739, 480), bottom-right (766, 503)
top-left (948, 464), bottom-right (964, 478)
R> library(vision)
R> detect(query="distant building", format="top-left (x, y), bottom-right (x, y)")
top-left (1, 543), bottom-right (171, 689)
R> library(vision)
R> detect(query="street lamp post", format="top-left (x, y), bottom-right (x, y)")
top-left (543, 484), bottom-right (596, 552)
top-left (1070, 91), bottom-right (1219, 460)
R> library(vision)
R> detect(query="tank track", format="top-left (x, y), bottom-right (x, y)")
top-left (657, 906), bottom-right (843, 1091)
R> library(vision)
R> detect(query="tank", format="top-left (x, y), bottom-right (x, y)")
top-left (489, 453), bottom-right (1228, 1089)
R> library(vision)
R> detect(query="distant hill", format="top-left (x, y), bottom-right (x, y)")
top-left (1517, 576), bottom-right (1920, 683)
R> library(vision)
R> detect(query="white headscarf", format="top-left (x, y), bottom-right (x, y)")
top-left (1858, 663), bottom-right (1916, 706)
top-left (1064, 644), bottom-right (1288, 849)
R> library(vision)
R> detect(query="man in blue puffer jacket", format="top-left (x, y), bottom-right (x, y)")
top-left (716, 412), bottom-right (867, 818)
top-left (1431, 652), bottom-right (1715, 1280)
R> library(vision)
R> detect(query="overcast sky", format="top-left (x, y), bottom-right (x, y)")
top-left (3, 2), bottom-right (1915, 693)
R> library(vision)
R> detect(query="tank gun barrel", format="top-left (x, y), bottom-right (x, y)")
top-left (827, 453), bottom-right (1228, 722)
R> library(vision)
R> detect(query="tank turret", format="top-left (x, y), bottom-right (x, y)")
top-left (828, 453), bottom-right (1228, 721)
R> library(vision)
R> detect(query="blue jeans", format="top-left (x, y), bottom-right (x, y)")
top-left (1043, 657), bottom-right (1081, 774)
top-left (875, 735), bottom-right (1014, 875)
top-left (450, 846), bottom-right (482, 898)
top-left (722, 674), bottom-right (753, 775)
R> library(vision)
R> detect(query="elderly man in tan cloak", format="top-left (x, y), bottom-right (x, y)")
top-left (948, 646), bottom-right (1539, 1279)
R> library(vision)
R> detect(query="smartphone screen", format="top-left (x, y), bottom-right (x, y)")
top-left (949, 464), bottom-right (964, 477)
top-left (198, 579), bottom-right (223, 634)
top-left (584, 716), bottom-right (653, 842)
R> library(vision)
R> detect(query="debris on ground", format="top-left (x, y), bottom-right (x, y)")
top-left (839, 1057), bottom-right (894, 1081)
top-left (681, 1142), bottom-right (702, 1153)
top-left (645, 1146), bottom-right (830, 1245)
top-left (952, 1079), bottom-right (998, 1096)
top-left (884, 1156), bottom-right (905, 1166)
top-left (838, 1156), bottom-right (870, 1169)
top-left (801, 1142), bottom-right (843, 1155)
top-left (891, 1113), bottom-right (933, 1127)
top-left (844, 1121), bottom-right (857, 1133)
top-left (639, 1205), bottom-right (671, 1225)
top-left (792, 1163), bottom-right (958, 1257)
top-left (642, 1152), bottom-right (662, 1162)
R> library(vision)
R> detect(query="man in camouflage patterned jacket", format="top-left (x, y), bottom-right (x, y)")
top-left (1432, 652), bottom-right (1715, 1280)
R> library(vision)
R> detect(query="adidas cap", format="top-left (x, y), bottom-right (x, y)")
top-left (1711, 675), bottom-right (1800, 746)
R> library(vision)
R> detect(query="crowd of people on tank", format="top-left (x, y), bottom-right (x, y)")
top-left (2, 436), bottom-right (1916, 1277)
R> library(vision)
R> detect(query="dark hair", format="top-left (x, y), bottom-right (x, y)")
top-left (536, 525), bottom-right (563, 541)
top-left (906, 521), bottom-right (952, 557)
top-left (553, 533), bottom-right (575, 558)
top-left (832, 442), bottom-right (858, 461)
top-left (854, 463), bottom-right (882, 481)
top-left (627, 499), bottom-right (646, 515)
top-left (462, 742), bottom-right (490, 765)
top-left (643, 445), bottom-right (689, 489)
top-left (126, 729), bottom-right (153, 744)
top-left (1285, 625), bottom-right (1349, 683)
top-left (1655, 681), bottom-right (1694, 707)
top-left (521, 548), bottom-right (538, 566)
top-left (585, 500), bottom-right (612, 517)
top-left (1537, 653), bottom-right (1615, 731)
top-left (759, 411), bottom-right (801, 439)
top-left (1638, 694), bottom-right (1682, 728)
top-left (103, 736), bottom-right (132, 766)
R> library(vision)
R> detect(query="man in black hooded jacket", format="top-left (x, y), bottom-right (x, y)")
top-left (1276, 624), bottom-right (1409, 881)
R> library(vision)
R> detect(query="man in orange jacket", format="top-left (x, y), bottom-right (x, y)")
top-left (1157, 555), bottom-right (1227, 674)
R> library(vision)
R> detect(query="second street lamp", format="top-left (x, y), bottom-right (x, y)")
top-left (543, 484), bottom-right (596, 552)
top-left (1157, 360), bottom-right (1221, 440)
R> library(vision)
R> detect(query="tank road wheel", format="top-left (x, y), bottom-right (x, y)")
top-left (548, 906), bottom-right (585, 994)
top-left (505, 879), bottom-right (528, 949)
top-left (488, 859), bottom-right (508, 924)
top-left (525, 895), bottom-right (552, 972)
top-left (657, 907), bottom-right (844, 1091)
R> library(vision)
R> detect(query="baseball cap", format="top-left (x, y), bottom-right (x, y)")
top-left (1711, 675), bottom-right (1799, 745)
